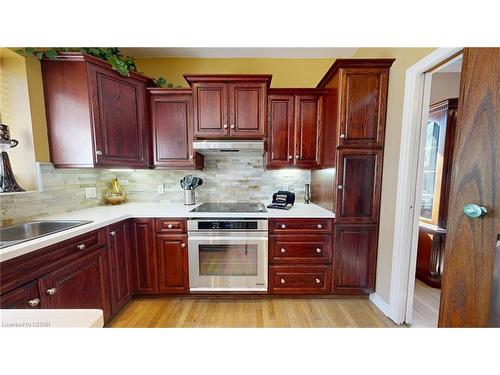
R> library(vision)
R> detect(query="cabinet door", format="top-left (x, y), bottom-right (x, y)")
top-left (267, 95), bottom-right (294, 167)
top-left (229, 83), bottom-right (266, 138)
top-left (89, 64), bottom-right (149, 167)
top-left (339, 67), bottom-right (388, 148)
top-left (38, 247), bottom-right (111, 321)
top-left (336, 149), bottom-right (383, 223)
top-left (151, 93), bottom-right (202, 169)
top-left (131, 219), bottom-right (158, 294)
top-left (0, 281), bottom-right (40, 309)
top-left (192, 83), bottom-right (229, 138)
top-left (333, 224), bottom-right (378, 294)
top-left (107, 221), bottom-right (132, 314)
top-left (294, 95), bottom-right (322, 168)
top-left (156, 235), bottom-right (189, 294)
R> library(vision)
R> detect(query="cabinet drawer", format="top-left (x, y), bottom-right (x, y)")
top-left (155, 219), bottom-right (186, 234)
top-left (269, 235), bottom-right (332, 264)
top-left (269, 219), bottom-right (333, 233)
top-left (269, 265), bottom-right (332, 294)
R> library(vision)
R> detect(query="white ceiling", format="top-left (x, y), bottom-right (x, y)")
top-left (120, 47), bottom-right (358, 59)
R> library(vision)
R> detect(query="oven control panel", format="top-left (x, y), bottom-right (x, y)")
top-left (188, 219), bottom-right (268, 232)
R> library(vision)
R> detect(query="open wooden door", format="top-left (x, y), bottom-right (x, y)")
top-left (438, 48), bottom-right (500, 327)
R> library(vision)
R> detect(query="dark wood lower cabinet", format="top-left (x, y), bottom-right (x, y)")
top-left (0, 281), bottom-right (40, 309)
top-left (131, 219), bottom-right (158, 294)
top-left (333, 224), bottom-right (378, 294)
top-left (156, 235), bottom-right (189, 294)
top-left (107, 221), bottom-right (133, 314)
top-left (416, 225), bottom-right (445, 288)
top-left (269, 265), bottom-right (332, 294)
top-left (38, 247), bottom-right (111, 321)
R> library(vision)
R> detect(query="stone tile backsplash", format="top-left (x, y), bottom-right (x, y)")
top-left (0, 156), bottom-right (310, 225)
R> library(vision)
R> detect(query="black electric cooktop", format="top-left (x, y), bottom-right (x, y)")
top-left (189, 202), bottom-right (267, 213)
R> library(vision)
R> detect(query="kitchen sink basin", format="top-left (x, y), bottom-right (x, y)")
top-left (0, 220), bottom-right (93, 249)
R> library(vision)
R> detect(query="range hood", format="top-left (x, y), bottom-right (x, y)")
top-left (192, 140), bottom-right (265, 155)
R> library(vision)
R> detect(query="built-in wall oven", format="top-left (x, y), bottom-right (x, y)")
top-left (187, 219), bottom-right (268, 292)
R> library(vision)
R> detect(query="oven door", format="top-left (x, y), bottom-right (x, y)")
top-left (188, 233), bottom-right (268, 291)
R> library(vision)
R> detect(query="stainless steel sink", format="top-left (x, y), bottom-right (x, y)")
top-left (0, 220), bottom-right (93, 249)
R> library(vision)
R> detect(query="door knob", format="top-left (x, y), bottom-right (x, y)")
top-left (463, 204), bottom-right (488, 218)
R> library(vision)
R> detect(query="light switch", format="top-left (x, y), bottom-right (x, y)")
top-left (85, 187), bottom-right (97, 199)
top-left (158, 184), bottom-right (165, 195)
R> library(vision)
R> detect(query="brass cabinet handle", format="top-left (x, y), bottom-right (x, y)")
top-left (315, 278), bottom-right (321, 284)
top-left (339, 133), bottom-right (346, 139)
top-left (281, 224), bottom-right (286, 229)
top-left (317, 224), bottom-right (323, 229)
top-left (28, 298), bottom-right (40, 307)
top-left (46, 288), bottom-right (57, 296)
top-left (223, 124), bottom-right (228, 129)
top-left (167, 224), bottom-right (173, 229)
top-left (295, 155), bottom-right (299, 159)
top-left (288, 155), bottom-right (293, 160)
top-left (280, 248), bottom-right (286, 254)
top-left (230, 124), bottom-right (235, 129)
top-left (337, 185), bottom-right (344, 190)
top-left (280, 278), bottom-right (286, 284)
top-left (77, 243), bottom-right (86, 250)
top-left (316, 248), bottom-right (322, 253)
top-left (110, 231), bottom-right (116, 236)
top-left (96, 150), bottom-right (103, 155)
top-left (181, 243), bottom-right (186, 248)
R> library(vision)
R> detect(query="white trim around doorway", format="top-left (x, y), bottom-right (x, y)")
top-left (387, 47), bottom-right (462, 325)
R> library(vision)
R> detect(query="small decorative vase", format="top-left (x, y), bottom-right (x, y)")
top-left (103, 178), bottom-right (126, 205)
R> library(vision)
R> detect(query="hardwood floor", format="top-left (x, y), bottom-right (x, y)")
top-left (108, 297), bottom-right (398, 328)
top-left (411, 279), bottom-right (441, 328)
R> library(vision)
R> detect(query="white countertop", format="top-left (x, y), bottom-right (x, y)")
top-left (1, 202), bottom-right (334, 262)
top-left (0, 309), bottom-right (104, 328)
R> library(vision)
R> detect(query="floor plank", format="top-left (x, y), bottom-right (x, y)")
top-left (109, 297), bottom-right (398, 328)
top-left (411, 279), bottom-right (441, 327)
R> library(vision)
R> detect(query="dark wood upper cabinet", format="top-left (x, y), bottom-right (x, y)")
top-left (156, 235), bottom-right (189, 294)
top-left (149, 88), bottom-right (203, 170)
top-left (185, 75), bottom-right (271, 139)
top-left (130, 219), bottom-right (158, 294)
top-left (294, 95), bottom-right (322, 168)
top-left (267, 94), bottom-right (295, 167)
top-left (333, 224), bottom-right (378, 294)
top-left (335, 148), bottom-right (383, 223)
top-left (106, 221), bottom-right (132, 314)
top-left (38, 247), bottom-right (112, 321)
top-left (229, 82), bottom-right (267, 138)
top-left (41, 52), bottom-right (151, 168)
top-left (317, 59), bottom-right (394, 159)
top-left (0, 281), bottom-right (40, 309)
top-left (267, 89), bottom-right (323, 169)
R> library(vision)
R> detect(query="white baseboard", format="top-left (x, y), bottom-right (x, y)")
top-left (369, 293), bottom-right (391, 317)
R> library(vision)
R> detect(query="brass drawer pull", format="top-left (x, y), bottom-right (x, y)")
top-left (281, 224), bottom-right (286, 229)
top-left (28, 298), bottom-right (40, 307)
top-left (77, 243), bottom-right (86, 250)
top-left (316, 248), bottom-right (322, 253)
top-left (280, 278), bottom-right (286, 284)
top-left (280, 248), bottom-right (286, 254)
top-left (317, 224), bottom-right (323, 229)
top-left (315, 278), bottom-right (321, 284)
top-left (46, 288), bottom-right (57, 296)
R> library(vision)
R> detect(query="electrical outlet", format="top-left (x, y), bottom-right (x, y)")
top-left (85, 187), bottom-right (97, 199)
top-left (158, 184), bottom-right (165, 195)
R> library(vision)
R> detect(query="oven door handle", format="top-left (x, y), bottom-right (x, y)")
top-left (188, 235), bottom-right (268, 242)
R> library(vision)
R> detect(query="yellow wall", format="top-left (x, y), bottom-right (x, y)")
top-left (24, 55), bottom-right (50, 162)
top-left (352, 48), bottom-right (436, 305)
top-left (0, 48), bottom-right (39, 190)
top-left (135, 57), bottom-right (335, 88)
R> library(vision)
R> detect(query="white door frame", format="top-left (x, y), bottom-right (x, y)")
top-left (387, 47), bottom-right (462, 324)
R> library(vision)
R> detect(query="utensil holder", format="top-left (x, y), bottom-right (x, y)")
top-left (184, 189), bottom-right (195, 205)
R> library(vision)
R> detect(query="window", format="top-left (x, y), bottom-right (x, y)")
top-left (420, 120), bottom-right (445, 225)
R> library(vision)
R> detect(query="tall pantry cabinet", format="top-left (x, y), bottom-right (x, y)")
top-left (312, 59), bottom-right (395, 294)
